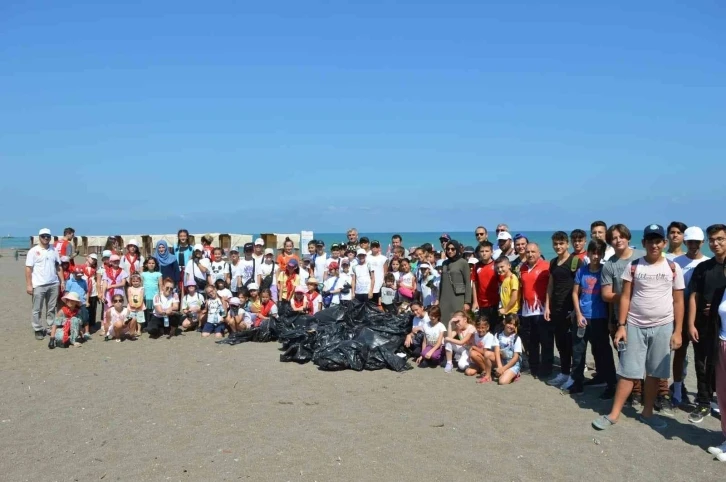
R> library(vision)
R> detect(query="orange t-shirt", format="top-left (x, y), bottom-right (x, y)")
top-left (277, 253), bottom-right (300, 271)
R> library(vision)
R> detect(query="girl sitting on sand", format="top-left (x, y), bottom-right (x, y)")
top-left (127, 273), bottom-right (145, 337)
top-left (202, 285), bottom-right (227, 338)
top-left (404, 301), bottom-right (428, 359)
top-left (256, 289), bottom-right (279, 324)
top-left (105, 294), bottom-right (135, 342)
top-left (226, 297), bottom-right (253, 333)
top-left (290, 285), bottom-right (310, 313)
top-left (48, 292), bottom-right (84, 349)
top-left (494, 314), bottom-right (522, 385)
top-left (444, 310), bottom-right (476, 373)
top-left (149, 278), bottom-right (180, 339)
top-left (467, 316), bottom-right (497, 382)
top-left (416, 306), bottom-right (446, 367)
top-left (181, 279), bottom-right (205, 332)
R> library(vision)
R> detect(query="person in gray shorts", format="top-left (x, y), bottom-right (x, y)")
top-left (592, 224), bottom-right (685, 431)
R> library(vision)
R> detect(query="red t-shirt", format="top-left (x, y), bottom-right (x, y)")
top-left (471, 261), bottom-right (500, 308)
top-left (573, 251), bottom-right (587, 261)
top-left (519, 259), bottom-right (550, 316)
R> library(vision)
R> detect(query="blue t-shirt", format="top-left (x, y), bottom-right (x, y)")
top-left (173, 245), bottom-right (194, 268)
top-left (574, 265), bottom-right (606, 319)
top-left (65, 278), bottom-right (88, 304)
top-left (142, 272), bottom-right (162, 301)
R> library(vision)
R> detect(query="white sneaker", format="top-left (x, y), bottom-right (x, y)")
top-left (546, 373), bottom-right (569, 387)
top-left (560, 376), bottom-right (574, 390)
top-left (444, 363), bottom-right (453, 373)
top-left (707, 441), bottom-right (726, 455)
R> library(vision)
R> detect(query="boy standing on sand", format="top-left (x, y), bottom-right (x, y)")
top-left (593, 224), bottom-right (685, 431)
top-left (472, 241), bottom-right (500, 323)
top-left (544, 232), bottom-right (582, 390)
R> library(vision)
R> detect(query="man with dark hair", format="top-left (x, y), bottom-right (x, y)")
top-left (591, 220), bottom-right (615, 260)
top-left (686, 223), bottom-right (726, 423)
top-left (471, 240), bottom-right (499, 325)
top-left (570, 229), bottom-right (588, 261)
top-left (600, 224), bottom-right (645, 403)
top-left (666, 221), bottom-right (688, 260)
top-left (544, 231), bottom-right (582, 389)
top-left (54, 227), bottom-right (78, 265)
top-left (474, 226), bottom-right (488, 243)
top-left (389, 234), bottom-right (404, 260)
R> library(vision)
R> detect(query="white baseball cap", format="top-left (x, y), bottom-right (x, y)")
top-left (60, 256), bottom-right (70, 262)
top-left (264, 248), bottom-right (274, 256)
top-left (247, 282), bottom-right (259, 291)
top-left (468, 257), bottom-right (478, 265)
top-left (497, 231), bottom-right (512, 241)
top-left (418, 263), bottom-right (431, 270)
top-left (356, 248), bottom-right (367, 256)
top-left (683, 226), bottom-right (705, 242)
top-left (88, 253), bottom-right (98, 260)
top-left (102, 250), bottom-right (112, 258)
top-left (254, 238), bottom-right (264, 246)
top-left (127, 238), bottom-right (139, 247)
top-left (193, 244), bottom-right (204, 252)
top-left (38, 228), bottom-right (51, 236)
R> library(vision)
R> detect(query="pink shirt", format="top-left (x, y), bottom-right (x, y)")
top-left (621, 258), bottom-right (685, 328)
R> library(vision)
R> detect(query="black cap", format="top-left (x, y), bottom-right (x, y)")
top-left (463, 245), bottom-right (475, 254)
top-left (643, 224), bottom-right (666, 239)
top-left (315, 239), bottom-right (325, 246)
top-left (360, 236), bottom-right (370, 244)
top-left (331, 243), bottom-right (339, 250)
top-left (243, 242), bottom-right (253, 251)
top-left (371, 240), bottom-right (381, 247)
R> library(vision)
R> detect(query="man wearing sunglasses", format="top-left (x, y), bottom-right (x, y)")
top-left (25, 228), bottom-right (65, 340)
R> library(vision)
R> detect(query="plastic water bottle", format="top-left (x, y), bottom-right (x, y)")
top-left (577, 319), bottom-right (587, 338)
top-left (163, 315), bottom-right (169, 328)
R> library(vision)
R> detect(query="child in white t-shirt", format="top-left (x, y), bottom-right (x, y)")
top-left (417, 306), bottom-right (445, 367)
top-left (388, 257), bottom-right (401, 285)
top-left (322, 262), bottom-right (344, 307)
top-left (444, 311), bottom-right (476, 373)
top-left (380, 273), bottom-right (397, 313)
top-left (405, 301), bottom-right (428, 358)
top-left (214, 279), bottom-right (232, 301)
top-left (494, 314), bottom-right (523, 385)
top-left (338, 260), bottom-right (354, 302)
top-left (208, 248), bottom-right (230, 286)
top-left (418, 263), bottom-right (439, 307)
top-left (467, 316), bottom-right (497, 381)
top-left (202, 286), bottom-right (227, 338)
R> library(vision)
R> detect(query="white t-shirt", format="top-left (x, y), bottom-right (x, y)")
top-left (420, 274), bottom-right (439, 306)
top-left (25, 245), bottom-right (61, 287)
top-left (352, 261), bottom-right (373, 295)
top-left (205, 297), bottom-right (226, 324)
top-left (323, 276), bottom-right (343, 305)
top-left (380, 286), bottom-right (396, 305)
top-left (153, 292), bottom-right (179, 317)
top-left (423, 320), bottom-right (446, 346)
top-left (674, 254), bottom-right (710, 295)
top-left (185, 258), bottom-right (211, 283)
top-left (621, 258), bottom-right (685, 328)
top-left (216, 288), bottom-right (232, 300)
top-left (313, 252), bottom-right (328, 282)
top-left (399, 272), bottom-right (415, 290)
top-left (604, 245), bottom-right (615, 261)
top-left (338, 271), bottom-right (353, 301)
top-left (497, 332), bottom-right (522, 354)
top-left (474, 332), bottom-right (496, 350)
top-left (252, 254), bottom-right (264, 268)
top-left (257, 262), bottom-right (277, 285)
top-left (182, 293), bottom-right (204, 312)
top-left (119, 255), bottom-right (145, 276)
top-left (367, 254), bottom-right (388, 293)
top-left (239, 258), bottom-right (256, 286)
top-left (412, 314), bottom-right (429, 330)
top-left (209, 261), bottom-right (229, 283)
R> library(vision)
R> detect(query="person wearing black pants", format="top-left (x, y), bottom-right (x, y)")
top-left (521, 315), bottom-right (550, 377)
top-left (686, 227), bottom-right (726, 423)
top-left (87, 294), bottom-right (99, 331)
top-left (544, 232), bottom-right (583, 389)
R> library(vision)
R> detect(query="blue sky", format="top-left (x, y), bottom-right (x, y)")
top-left (2, 0), bottom-right (724, 236)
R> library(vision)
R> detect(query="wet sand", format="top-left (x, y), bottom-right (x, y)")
top-left (0, 253), bottom-right (723, 481)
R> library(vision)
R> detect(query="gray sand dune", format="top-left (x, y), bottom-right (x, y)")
top-left (0, 254), bottom-right (723, 481)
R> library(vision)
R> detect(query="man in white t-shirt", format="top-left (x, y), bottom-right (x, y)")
top-left (25, 228), bottom-right (64, 340)
top-left (312, 240), bottom-right (328, 283)
top-left (591, 220), bottom-right (615, 261)
top-left (239, 243), bottom-right (257, 291)
top-left (367, 240), bottom-right (388, 303)
top-left (351, 249), bottom-right (374, 302)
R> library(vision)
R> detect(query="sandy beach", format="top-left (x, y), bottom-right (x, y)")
top-left (0, 252), bottom-right (723, 482)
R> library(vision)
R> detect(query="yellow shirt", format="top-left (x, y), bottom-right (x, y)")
top-left (499, 274), bottom-right (520, 314)
top-left (277, 271), bottom-right (301, 300)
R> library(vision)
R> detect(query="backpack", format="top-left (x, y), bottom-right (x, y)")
top-left (260, 263), bottom-right (275, 291)
top-left (322, 277), bottom-right (339, 308)
top-left (629, 257), bottom-right (676, 297)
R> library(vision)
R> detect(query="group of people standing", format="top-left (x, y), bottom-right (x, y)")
top-left (24, 221), bottom-right (726, 461)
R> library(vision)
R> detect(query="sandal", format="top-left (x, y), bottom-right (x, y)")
top-left (592, 415), bottom-right (617, 430)
top-left (476, 375), bottom-right (492, 384)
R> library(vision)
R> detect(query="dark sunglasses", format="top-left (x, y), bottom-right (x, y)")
top-left (40, 235), bottom-right (51, 239)
top-left (496, 229), bottom-right (506, 233)
top-left (113, 299), bottom-right (123, 303)
top-left (445, 247), bottom-right (457, 252)
top-left (475, 232), bottom-right (486, 236)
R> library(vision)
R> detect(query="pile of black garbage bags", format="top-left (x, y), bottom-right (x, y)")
top-left (219, 301), bottom-right (412, 372)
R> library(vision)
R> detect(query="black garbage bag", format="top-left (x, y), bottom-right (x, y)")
top-left (313, 339), bottom-right (367, 371)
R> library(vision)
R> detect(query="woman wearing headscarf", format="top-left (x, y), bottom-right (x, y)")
top-left (154, 240), bottom-right (180, 290)
top-left (438, 239), bottom-right (472, 325)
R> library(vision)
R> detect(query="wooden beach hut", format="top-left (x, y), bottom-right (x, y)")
top-left (221, 234), bottom-right (253, 253)
top-left (259, 233), bottom-right (302, 253)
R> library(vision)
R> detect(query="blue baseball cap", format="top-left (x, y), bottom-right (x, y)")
top-left (643, 224), bottom-right (666, 239)
top-left (513, 233), bottom-right (527, 241)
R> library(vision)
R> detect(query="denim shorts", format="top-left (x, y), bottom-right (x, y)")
top-left (617, 322), bottom-right (672, 380)
top-left (129, 310), bottom-right (145, 324)
top-left (202, 322), bottom-right (225, 334)
top-left (502, 357), bottom-right (521, 375)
